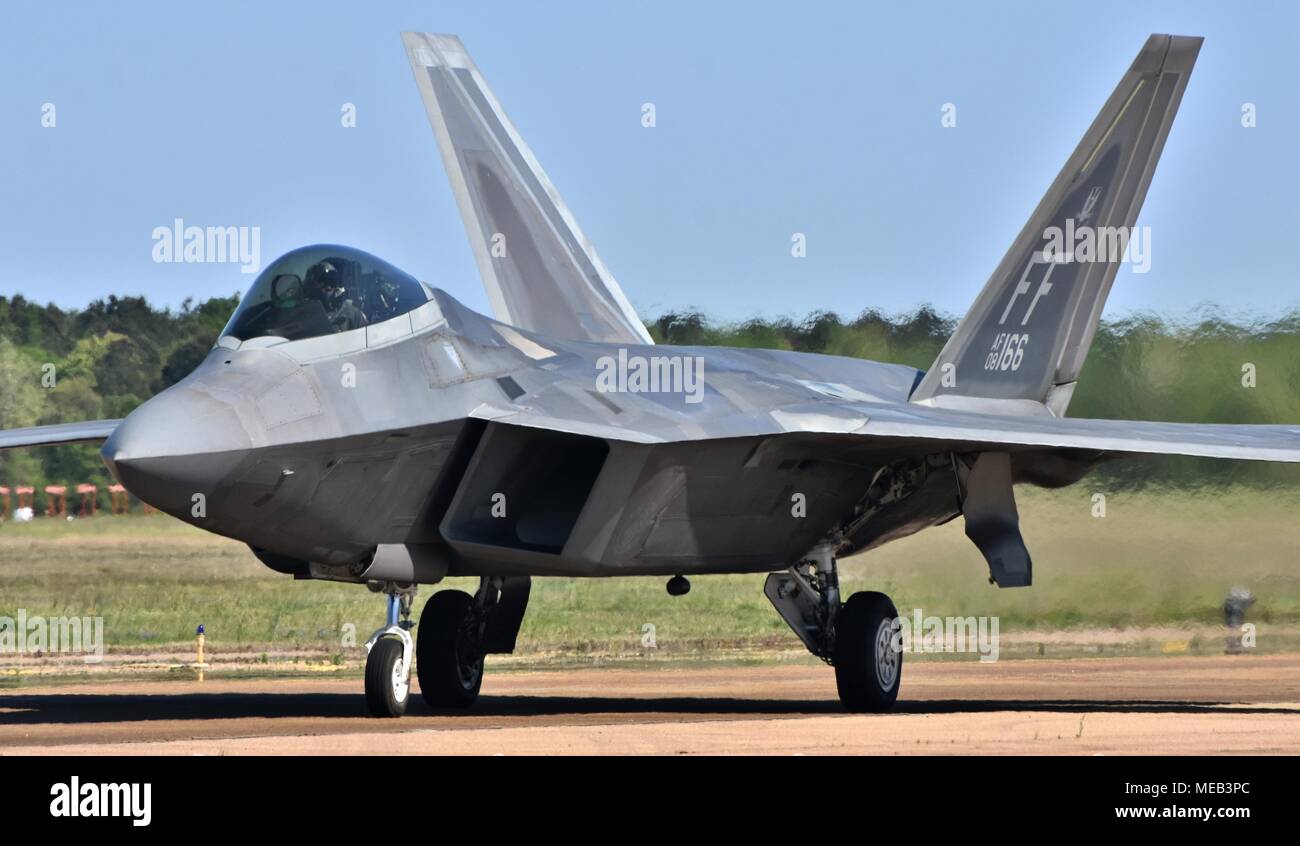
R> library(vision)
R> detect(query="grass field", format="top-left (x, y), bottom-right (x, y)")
top-left (2, 485), bottom-right (1298, 679)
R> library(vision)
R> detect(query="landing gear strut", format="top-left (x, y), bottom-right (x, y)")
top-left (764, 541), bottom-right (901, 712)
top-left (363, 582), bottom-right (416, 717)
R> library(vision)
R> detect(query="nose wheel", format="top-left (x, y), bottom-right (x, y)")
top-left (365, 636), bottom-right (410, 716)
top-left (363, 584), bottom-right (415, 717)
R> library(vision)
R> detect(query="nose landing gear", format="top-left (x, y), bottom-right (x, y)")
top-left (363, 583), bottom-right (416, 717)
top-left (363, 575), bottom-right (532, 716)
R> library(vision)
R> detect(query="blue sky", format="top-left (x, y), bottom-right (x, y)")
top-left (1, 0), bottom-right (1296, 324)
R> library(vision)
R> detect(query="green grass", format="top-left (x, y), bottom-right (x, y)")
top-left (850, 485), bottom-right (1300, 630)
top-left (2, 485), bottom-right (1298, 661)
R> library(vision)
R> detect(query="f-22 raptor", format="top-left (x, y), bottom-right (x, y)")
top-left (5, 33), bottom-right (1297, 716)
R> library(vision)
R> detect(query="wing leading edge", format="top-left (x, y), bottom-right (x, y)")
top-left (0, 419), bottom-right (121, 451)
top-left (402, 32), bottom-right (653, 346)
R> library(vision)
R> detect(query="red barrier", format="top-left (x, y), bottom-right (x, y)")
top-left (76, 483), bottom-right (98, 517)
top-left (44, 485), bottom-right (67, 518)
top-left (2, 484), bottom-right (128, 518)
top-left (109, 484), bottom-right (129, 515)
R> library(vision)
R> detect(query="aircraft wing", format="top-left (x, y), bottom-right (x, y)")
top-left (402, 32), bottom-right (654, 346)
top-left (0, 419), bottom-right (121, 451)
top-left (856, 403), bottom-right (1300, 463)
top-left (474, 387), bottom-right (1300, 463)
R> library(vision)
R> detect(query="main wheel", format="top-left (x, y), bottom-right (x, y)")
top-left (365, 636), bottom-right (409, 717)
top-left (833, 591), bottom-right (902, 712)
top-left (416, 590), bottom-right (484, 708)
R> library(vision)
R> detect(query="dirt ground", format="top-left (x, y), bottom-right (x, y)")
top-left (3, 654), bottom-right (1300, 755)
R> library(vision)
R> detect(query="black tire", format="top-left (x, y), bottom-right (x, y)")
top-left (365, 636), bottom-right (409, 717)
top-left (833, 591), bottom-right (902, 712)
top-left (416, 590), bottom-right (484, 708)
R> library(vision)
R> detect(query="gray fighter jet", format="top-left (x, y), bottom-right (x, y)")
top-left (4, 33), bottom-right (1298, 716)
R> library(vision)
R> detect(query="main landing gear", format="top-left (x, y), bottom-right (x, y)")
top-left (764, 541), bottom-right (901, 712)
top-left (364, 576), bottom-right (531, 717)
top-left (416, 588), bottom-right (485, 707)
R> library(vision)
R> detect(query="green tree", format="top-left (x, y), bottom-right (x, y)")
top-left (0, 337), bottom-right (46, 491)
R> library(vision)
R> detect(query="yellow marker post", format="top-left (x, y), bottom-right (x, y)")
top-left (196, 624), bottom-right (206, 682)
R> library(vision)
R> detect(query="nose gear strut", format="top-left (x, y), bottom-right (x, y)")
top-left (363, 581), bottom-right (417, 717)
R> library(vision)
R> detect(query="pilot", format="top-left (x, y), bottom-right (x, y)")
top-left (305, 260), bottom-right (364, 332)
top-left (304, 260), bottom-right (343, 307)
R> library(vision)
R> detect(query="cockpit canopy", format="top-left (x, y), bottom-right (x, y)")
top-left (221, 245), bottom-right (429, 342)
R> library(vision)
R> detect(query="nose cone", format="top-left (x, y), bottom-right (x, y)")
top-left (102, 385), bottom-right (254, 515)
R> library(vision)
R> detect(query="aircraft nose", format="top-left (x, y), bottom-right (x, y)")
top-left (102, 385), bottom-right (254, 515)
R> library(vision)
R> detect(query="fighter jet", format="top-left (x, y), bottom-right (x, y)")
top-left (4, 33), bottom-right (1297, 716)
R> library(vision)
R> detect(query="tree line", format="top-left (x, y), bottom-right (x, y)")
top-left (0, 293), bottom-right (238, 506)
top-left (2, 294), bottom-right (1298, 513)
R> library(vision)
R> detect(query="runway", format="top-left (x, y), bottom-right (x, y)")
top-left (4, 654), bottom-right (1300, 755)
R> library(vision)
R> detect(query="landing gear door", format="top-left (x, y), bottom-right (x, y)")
top-left (959, 451), bottom-right (1033, 588)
